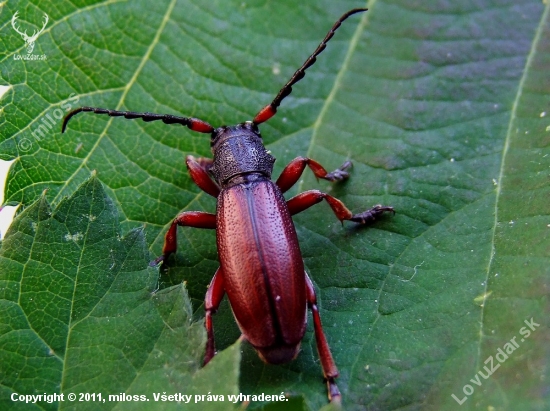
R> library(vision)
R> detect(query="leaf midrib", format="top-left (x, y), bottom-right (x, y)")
top-left (476, 1), bottom-right (550, 370)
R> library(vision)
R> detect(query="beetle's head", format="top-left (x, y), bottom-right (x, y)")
top-left (210, 121), bottom-right (261, 148)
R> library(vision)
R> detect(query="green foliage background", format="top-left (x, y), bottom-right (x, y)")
top-left (1, 0), bottom-right (549, 410)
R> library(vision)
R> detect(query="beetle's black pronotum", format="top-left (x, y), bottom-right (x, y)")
top-left (62, 8), bottom-right (394, 403)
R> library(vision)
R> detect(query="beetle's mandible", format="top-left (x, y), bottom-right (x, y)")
top-left (62, 8), bottom-right (394, 403)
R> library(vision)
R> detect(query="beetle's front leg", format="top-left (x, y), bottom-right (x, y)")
top-left (276, 156), bottom-right (352, 193)
top-left (204, 268), bottom-right (225, 365)
top-left (305, 272), bottom-right (340, 403)
top-left (287, 190), bottom-right (394, 224)
top-left (150, 211), bottom-right (216, 266)
top-left (186, 156), bottom-right (220, 198)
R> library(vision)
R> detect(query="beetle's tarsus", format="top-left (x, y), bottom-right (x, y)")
top-left (327, 378), bottom-right (341, 404)
top-left (149, 255), bottom-right (166, 267)
top-left (350, 205), bottom-right (395, 224)
top-left (324, 160), bottom-right (353, 182)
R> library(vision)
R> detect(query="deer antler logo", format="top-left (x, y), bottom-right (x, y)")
top-left (11, 11), bottom-right (49, 54)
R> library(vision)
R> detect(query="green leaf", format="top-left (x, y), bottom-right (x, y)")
top-left (1, 1), bottom-right (549, 410)
top-left (0, 176), bottom-right (240, 410)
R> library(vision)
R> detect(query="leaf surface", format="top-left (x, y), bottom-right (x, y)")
top-left (0, 177), bottom-right (240, 410)
top-left (1, 1), bottom-right (549, 410)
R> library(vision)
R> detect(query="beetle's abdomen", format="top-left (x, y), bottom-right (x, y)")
top-left (216, 180), bottom-right (306, 360)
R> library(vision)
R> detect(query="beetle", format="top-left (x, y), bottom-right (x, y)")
top-left (62, 8), bottom-right (394, 402)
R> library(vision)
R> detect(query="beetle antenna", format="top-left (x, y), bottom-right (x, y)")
top-left (62, 106), bottom-right (214, 134)
top-left (253, 8), bottom-right (367, 125)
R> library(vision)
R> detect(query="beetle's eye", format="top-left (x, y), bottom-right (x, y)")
top-left (211, 126), bottom-right (227, 144)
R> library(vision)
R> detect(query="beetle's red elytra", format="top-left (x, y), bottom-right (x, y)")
top-left (62, 8), bottom-right (394, 403)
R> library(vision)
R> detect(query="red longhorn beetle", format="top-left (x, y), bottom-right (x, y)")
top-left (62, 8), bottom-right (394, 402)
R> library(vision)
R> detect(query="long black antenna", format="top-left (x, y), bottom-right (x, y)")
top-left (253, 8), bottom-right (367, 125)
top-left (62, 107), bottom-right (214, 134)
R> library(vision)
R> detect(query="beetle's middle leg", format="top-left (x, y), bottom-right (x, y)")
top-left (305, 272), bottom-right (340, 403)
top-left (287, 190), bottom-right (394, 224)
top-left (276, 156), bottom-right (352, 193)
top-left (204, 268), bottom-right (225, 365)
top-left (150, 211), bottom-right (216, 266)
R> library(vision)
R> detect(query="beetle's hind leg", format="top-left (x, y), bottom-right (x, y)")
top-left (287, 190), bottom-right (394, 225)
top-left (204, 268), bottom-right (225, 365)
top-left (305, 272), bottom-right (341, 403)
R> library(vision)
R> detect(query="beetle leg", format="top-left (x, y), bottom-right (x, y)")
top-left (287, 189), bottom-right (394, 224)
top-left (304, 272), bottom-right (340, 403)
top-left (150, 211), bottom-right (216, 266)
top-left (276, 157), bottom-right (352, 193)
top-left (186, 155), bottom-right (220, 198)
top-left (204, 268), bottom-right (225, 365)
